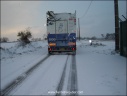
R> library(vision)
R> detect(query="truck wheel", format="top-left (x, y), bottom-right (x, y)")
top-left (48, 51), bottom-right (52, 55)
top-left (72, 51), bottom-right (76, 55)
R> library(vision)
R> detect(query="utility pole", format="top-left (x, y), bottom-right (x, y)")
top-left (78, 18), bottom-right (80, 41)
top-left (126, 0), bottom-right (127, 19)
top-left (114, 0), bottom-right (119, 51)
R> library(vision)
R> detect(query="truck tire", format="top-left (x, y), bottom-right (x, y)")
top-left (48, 51), bottom-right (52, 55)
top-left (72, 51), bottom-right (76, 55)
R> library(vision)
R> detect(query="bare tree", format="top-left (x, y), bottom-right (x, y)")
top-left (17, 28), bottom-right (32, 46)
top-left (91, 36), bottom-right (97, 40)
top-left (0, 37), bottom-right (9, 42)
top-left (101, 34), bottom-right (105, 38)
top-left (43, 34), bottom-right (47, 40)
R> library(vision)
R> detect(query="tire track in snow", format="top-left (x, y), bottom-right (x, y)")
top-left (55, 55), bottom-right (78, 96)
top-left (1, 55), bottom-right (50, 96)
top-left (55, 55), bottom-right (69, 96)
top-left (67, 55), bottom-right (78, 96)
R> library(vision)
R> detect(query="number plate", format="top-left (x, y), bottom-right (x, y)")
top-left (60, 48), bottom-right (65, 51)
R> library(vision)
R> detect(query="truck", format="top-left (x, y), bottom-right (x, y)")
top-left (46, 11), bottom-right (76, 54)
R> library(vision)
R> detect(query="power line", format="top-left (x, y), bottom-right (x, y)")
top-left (80, 0), bottom-right (93, 19)
top-left (78, 0), bottom-right (93, 40)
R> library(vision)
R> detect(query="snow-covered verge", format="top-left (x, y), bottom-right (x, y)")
top-left (77, 40), bottom-right (116, 55)
top-left (76, 40), bottom-right (126, 95)
top-left (1, 41), bottom-right (47, 59)
top-left (1, 41), bottom-right (48, 90)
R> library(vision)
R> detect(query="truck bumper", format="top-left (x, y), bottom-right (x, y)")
top-left (48, 46), bottom-right (76, 52)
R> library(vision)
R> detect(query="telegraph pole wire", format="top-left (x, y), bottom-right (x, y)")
top-left (78, 0), bottom-right (93, 40)
top-left (80, 0), bottom-right (93, 19)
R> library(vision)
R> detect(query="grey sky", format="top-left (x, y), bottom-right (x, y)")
top-left (1, 1), bottom-right (126, 41)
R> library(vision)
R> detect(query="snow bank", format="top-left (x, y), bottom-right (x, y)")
top-left (1, 41), bottom-right (48, 90)
top-left (1, 41), bottom-right (47, 59)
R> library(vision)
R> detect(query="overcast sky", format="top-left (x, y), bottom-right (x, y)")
top-left (1, 1), bottom-right (126, 41)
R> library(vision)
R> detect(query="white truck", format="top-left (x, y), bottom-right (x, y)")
top-left (47, 11), bottom-right (76, 54)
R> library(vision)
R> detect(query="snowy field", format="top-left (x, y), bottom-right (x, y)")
top-left (1, 40), bottom-right (126, 95)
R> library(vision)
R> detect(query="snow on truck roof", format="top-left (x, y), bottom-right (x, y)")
top-left (47, 11), bottom-right (75, 14)
top-left (55, 13), bottom-right (72, 14)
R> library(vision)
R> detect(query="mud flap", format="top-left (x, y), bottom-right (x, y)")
top-left (48, 51), bottom-right (52, 55)
top-left (72, 51), bottom-right (76, 55)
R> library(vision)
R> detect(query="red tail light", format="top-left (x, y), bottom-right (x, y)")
top-left (72, 48), bottom-right (75, 50)
top-left (49, 48), bottom-right (52, 51)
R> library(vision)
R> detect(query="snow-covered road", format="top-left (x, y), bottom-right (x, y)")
top-left (9, 55), bottom-right (69, 95)
top-left (1, 40), bottom-right (126, 95)
top-left (1, 41), bottom-right (48, 90)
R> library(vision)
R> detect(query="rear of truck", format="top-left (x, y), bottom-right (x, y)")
top-left (46, 11), bottom-right (76, 54)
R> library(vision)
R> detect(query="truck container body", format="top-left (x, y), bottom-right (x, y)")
top-left (46, 11), bottom-right (76, 54)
